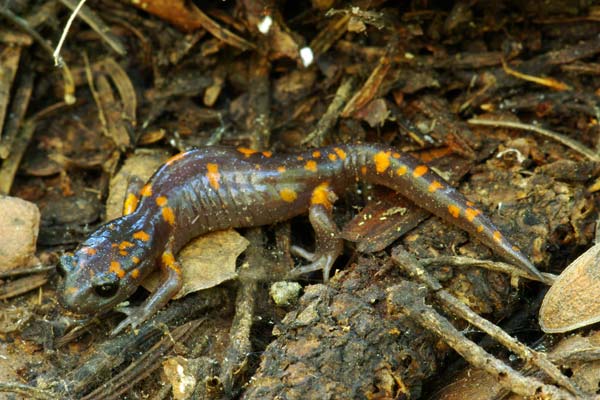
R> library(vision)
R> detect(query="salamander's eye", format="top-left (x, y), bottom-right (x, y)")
top-left (94, 282), bottom-right (119, 298)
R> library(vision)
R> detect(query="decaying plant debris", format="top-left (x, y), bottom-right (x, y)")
top-left (1, 1), bottom-right (600, 399)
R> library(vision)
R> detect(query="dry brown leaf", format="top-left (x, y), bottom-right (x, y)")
top-left (539, 243), bottom-right (600, 333)
top-left (143, 229), bottom-right (246, 298)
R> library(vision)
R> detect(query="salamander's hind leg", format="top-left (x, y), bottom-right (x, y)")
top-left (290, 183), bottom-right (342, 281)
top-left (111, 241), bottom-right (183, 335)
top-left (122, 175), bottom-right (144, 215)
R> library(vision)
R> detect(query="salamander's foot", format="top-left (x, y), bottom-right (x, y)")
top-left (289, 188), bottom-right (343, 281)
top-left (290, 246), bottom-right (338, 281)
top-left (110, 245), bottom-right (183, 336)
top-left (111, 305), bottom-right (149, 336)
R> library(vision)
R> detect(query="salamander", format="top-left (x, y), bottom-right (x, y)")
top-left (58, 144), bottom-right (545, 334)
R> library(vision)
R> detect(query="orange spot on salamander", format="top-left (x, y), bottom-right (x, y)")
top-left (131, 269), bottom-right (140, 279)
top-left (396, 166), bottom-right (407, 176)
top-left (109, 261), bottom-right (126, 278)
top-left (156, 196), bottom-right (168, 207)
top-left (120, 242), bottom-right (132, 252)
top-left (119, 250), bottom-right (128, 256)
top-left (374, 151), bottom-right (391, 173)
top-left (312, 150), bottom-right (321, 158)
top-left (311, 182), bottom-right (334, 210)
top-left (465, 208), bottom-right (481, 222)
top-left (123, 193), bottom-right (139, 215)
top-left (466, 201), bottom-right (475, 207)
top-left (132, 256), bottom-right (140, 264)
top-left (477, 225), bottom-right (484, 233)
top-left (392, 152), bottom-right (401, 159)
top-left (162, 251), bottom-right (180, 273)
top-left (162, 207), bottom-right (176, 225)
top-left (493, 231), bottom-right (503, 243)
top-left (237, 147), bottom-right (257, 157)
top-left (81, 247), bottom-right (97, 256)
top-left (413, 165), bottom-right (428, 178)
top-left (333, 147), bottom-right (347, 160)
top-left (277, 166), bottom-right (286, 173)
top-left (297, 155), bottom-right (304, 161)
top-left (328, 153), bottom-right (337, 161)
top-left (448, 204), bottom-right (461, 218)
top-left (119, 241), bottom-right (134, 250)
top-left (133, 230), bottom-right (150, 242)
top-left (305, 160), bottom-right (318, 172)
top-left (262, 151), bottom-right (272, 157)
top-left (140, 184), bottom-right (153, 197)
top-left (206, 163), bottom-right (221, 190)
top-left (65, 286), bottom-right (78, 295)
top-left (165, 152), bottom-right (187, 166)
top-left (279, 188), bottom-right (298, 203)
top-left (428, 180), bottom-right (443, 193)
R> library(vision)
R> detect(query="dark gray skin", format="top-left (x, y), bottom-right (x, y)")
top-left (59, 212), bottom-right (158, 315)
top-left (58, 144), bottom-right (545, 334)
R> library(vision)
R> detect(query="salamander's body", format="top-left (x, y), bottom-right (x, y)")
top-left (58, 144), bottom-right (544, 333)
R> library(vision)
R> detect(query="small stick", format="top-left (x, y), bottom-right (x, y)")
top-left (303, 76), bottom-right (356, 146)
top-left (468, 118), bottom-right (600, 162)
top-left (392, 248), bottom-right (582, 397)
top-left (387, 279), bottom-right (576, 399)
top-left (53, 0), bottom-right (87, 66)
top-left (420, 255), bottom-right (556, 284)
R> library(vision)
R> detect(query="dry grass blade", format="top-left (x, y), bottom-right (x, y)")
top-left (468, 118), bottom-right (600, 162)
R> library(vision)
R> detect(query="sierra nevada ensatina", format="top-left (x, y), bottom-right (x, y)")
top-left (58, 144), bottom-right (544, 334)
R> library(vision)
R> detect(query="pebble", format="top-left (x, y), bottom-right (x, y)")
top-left (0, 196), bottom-right (40, 271)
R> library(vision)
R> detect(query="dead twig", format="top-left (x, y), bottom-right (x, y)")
top-left (0, 118), bottom-right (36, 194)
top-left (81, 319), bottom-right (205, 400)
top-left (468, 117), bottom-right (600, 162)
top-left (392, 248), bottom-right (582, 397)
top-left (387, 280), bottom-right (576, 398)
top-left (341, 51), bottom-right (391, 117)
top-left (219, 279), bottom-right (257, 396)
top-left (501, 58), bottom-right (571, 91)
top-left (53, 0), bottom-right (88, 65)
top-left (57, 0), bottom-right (127, 60)
top-left (420, 255), bottom-right (557, 284)
top-left (0, 383), bottom-right (55, 400)
top-left (0, 61), bottom-right (33, 159)
top-left (0, 7), bottom-right (75, 104)
top-left (302, 76), bottom-right (356, 146)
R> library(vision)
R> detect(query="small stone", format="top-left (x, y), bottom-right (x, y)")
top-left (270, 281), bottom-right (302, 306)
top-left (0, 196), bottom-right (40, 271)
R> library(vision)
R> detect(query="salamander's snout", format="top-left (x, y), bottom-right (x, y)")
top-left (56, 247), bottom-right (140, 315)
top-left (56, 252), bottom-right (97, 314)
top-left (57, 254), bottom-right (80, 312)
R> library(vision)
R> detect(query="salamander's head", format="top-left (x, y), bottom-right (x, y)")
top-left (57, 219), bottom-right (156, 315)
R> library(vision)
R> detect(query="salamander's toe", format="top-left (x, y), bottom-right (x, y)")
top-left (110, 306), bottom-right (146, 336)
top-left (288, 251), bottom-right (337, 282)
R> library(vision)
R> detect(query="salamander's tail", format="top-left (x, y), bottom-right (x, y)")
top-left (352, 144), bottom-right (547, 283)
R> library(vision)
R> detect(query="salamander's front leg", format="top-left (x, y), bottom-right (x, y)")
top-left (111, 245), bottom-right (183, 335)
top-left (291, 183), bottom-right (343, 281)
top-left (122, 175), bottom-right (144, 215)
